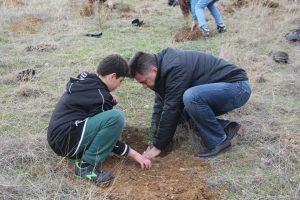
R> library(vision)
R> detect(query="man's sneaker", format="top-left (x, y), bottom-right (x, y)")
top-left (225, 121), bottom-right (241, 140)
top-left (217, 24), bottom-right (227, 33)
top-left (195, 138), bottom-right (231, 158)
top-left (201, 28), bottom-right (210, 38)
top-left (74, 162), bottom-right (114, 187)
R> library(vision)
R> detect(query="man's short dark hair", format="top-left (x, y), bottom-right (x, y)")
top-left (97, 54), bottom-right (128, 78)
top-left (128, 51), bottom-right (157, 78)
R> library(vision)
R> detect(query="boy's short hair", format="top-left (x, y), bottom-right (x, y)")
top-left (97, 54), bottom-right (128, 78)
top-left (128, 51), bottom-right (157, 78)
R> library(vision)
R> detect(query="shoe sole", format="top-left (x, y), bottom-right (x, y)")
top-left (75, 175), bottom-right (113, 187)
top-left (195, 142), bottom-right (231, 158)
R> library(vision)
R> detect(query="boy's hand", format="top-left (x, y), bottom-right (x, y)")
top-left (136, 154), bottom-right (152, 170)
top-left (112, 94), bottom-right (120, 103)
top-left (143, 144), bottom-right (161, 159)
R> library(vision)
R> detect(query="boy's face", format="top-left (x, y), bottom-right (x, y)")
top-left (105, 73), bottom-right (124, 91)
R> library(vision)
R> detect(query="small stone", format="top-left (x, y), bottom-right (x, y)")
top-left (179, 167), bottom-right (185, 171)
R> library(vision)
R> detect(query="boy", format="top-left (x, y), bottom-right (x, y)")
top-left (47, 54), bottom-right (151, 186)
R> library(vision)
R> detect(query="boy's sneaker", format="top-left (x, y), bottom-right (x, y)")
top-left (217, 24), bottom-right (227, 33)
top-left (67, 158), bottom-right (76, 164)
top-left (74, 161), bottom-right (114, 187)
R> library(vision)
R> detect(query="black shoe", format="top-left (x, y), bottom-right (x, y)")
top-left (85, 32), bottom-right (103, 38)
top-left (225, 122), bottom-right (241, 140)
top-left (195, 138), bottom-right (231, 158)
top-left (217, 24), bottom-right (227, 33)
top-left (75, 162), bottom-right (114, 187)
top-left (131, 18), bottom-right (144, 27)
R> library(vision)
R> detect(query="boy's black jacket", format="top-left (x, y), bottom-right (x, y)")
top-left (47, 72), bottom-right (118, 157)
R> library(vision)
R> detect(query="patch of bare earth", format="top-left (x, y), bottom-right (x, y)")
top-left (173, 27), bottom-right (203, 42)
top-left (69, 126), bottom-right (215, 200)
top-left (25, 44), bottom-right (57, 52)
top-left (221, 0), bottom-right (279, 14)
top-left (0, 0), bottom-right (26, 7)
top-left (10, 16), bottom-right (43, 34)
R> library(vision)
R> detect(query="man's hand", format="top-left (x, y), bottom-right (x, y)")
top-left (107, 0), bottom-right (114, 9)
top-left (143, 144), bottom-right (161, 159)
top-left (191, 21), bottom-right (197, 31)
top-left (128, 148), bottom-right (152, 170)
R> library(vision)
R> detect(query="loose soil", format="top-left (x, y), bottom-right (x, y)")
top-left (111, 2), bottom-right (135, 13)
top-left (0, 0), bottom-right (26, 7)
top-left (70, 126), bottom-right (215, 200)
top-left (173, 27), bottom-right (203, 43)
top-left (10, 16), bottom-right (43, 34)
top-left (25, 44), bottom-right (57, 52)
top-left (222, 0), bottom-right (279, 14)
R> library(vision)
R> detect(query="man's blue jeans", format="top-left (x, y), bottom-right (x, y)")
top-left (183, 81), bottom-right (251, 149)
top-left (194, 0), bottom-right (224, 29)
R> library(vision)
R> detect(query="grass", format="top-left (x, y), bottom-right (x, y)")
top-left (0, 0), bottom-right (299, 199)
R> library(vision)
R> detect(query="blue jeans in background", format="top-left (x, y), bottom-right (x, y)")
top-left (194, 0), bottom-right (224, 29)
top-left (183, 81), bottom-right (251, 149)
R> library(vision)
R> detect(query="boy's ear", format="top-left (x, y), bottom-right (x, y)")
top-left (109, 73), bottom-right (117, 80)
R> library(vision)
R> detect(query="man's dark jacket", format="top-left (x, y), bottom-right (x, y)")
top-left (151, 48), bottom-right (248, 150)
top-left (47, 72), bottom-right (128, 157)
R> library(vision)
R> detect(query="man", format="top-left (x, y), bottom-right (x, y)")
top-left (128, 48), bottom-right (251, 158)
top-left (84, 0), bottom-right (114, 16)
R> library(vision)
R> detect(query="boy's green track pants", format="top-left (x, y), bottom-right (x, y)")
top-left (76, 109), bottom-right (125, 165)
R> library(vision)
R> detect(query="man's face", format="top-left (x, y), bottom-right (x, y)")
top-left (135, 67), bottom-right (157, 89)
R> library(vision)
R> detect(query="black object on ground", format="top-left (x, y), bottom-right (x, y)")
top-left (285, 28), bottom-right (300, 42)
top-left (273, 51), bottom-right (290, 64)
top-left (131, 18), bottom-right (144, 27)
top-left (168, 0), bottom-right (178, 6)
top-left (85, 32), bottom-right (103, 38)
top-left (17, 69), bottom-right (36, 81)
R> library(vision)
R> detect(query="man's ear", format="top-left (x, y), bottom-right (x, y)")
top-left (151, 66), bottom-right (157, 73)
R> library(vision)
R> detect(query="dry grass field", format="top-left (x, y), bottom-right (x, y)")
top-left (0, 0), bottom-right (299, 199)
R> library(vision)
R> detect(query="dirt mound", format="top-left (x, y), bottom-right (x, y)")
top-left (119, 13), bottom-right (133, 19)
top-left (262, 0), bottom-right (279, 8)
top-left (16, 69), bottom-right (36, 81)
top-left (173, 27), bottom-right (203, 42)
top-left (10, 16), bottom-right (43, 34)
top-left (68, 126), bottom-right (215, 199)
top-left (16, 85), bottom-right (42, 98)
top-left (111, 2), bottom-right (134, 12)
top-left (0, 0), bottom-right (26, 7)
top-left (222, 0), bottom-right (279, 14)
top-left (25, 44), bottom-right (57, 52)
top-left (79, 4), bottom-right (94, 16)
